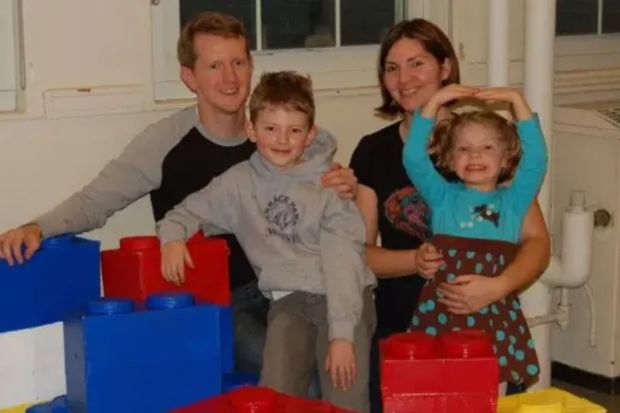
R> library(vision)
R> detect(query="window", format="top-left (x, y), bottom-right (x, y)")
top-left (0, 0), bottom-right (19, 112)
top-left (179, 0), bottom-right (402, 50)
top-left (151, 0), bottom-right (412, 101)
top-left (554, 0), bottom-right (620, 73)
top-left (556, 0), bottom-right (620, 35)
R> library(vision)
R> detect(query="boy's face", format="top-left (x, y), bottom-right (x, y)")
top-left (449, 122), bottom-right (508, 192)
top-left (180, 34), bottom-right (253, 117)
top-left (247, 106), bottom-right (316, 170)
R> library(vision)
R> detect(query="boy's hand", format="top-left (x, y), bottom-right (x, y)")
top-left (422, 84), bottom-right (479, 118)
top-left (416, 242), bottom-right (444, 279)
top-left (325, 338), bottom-right (356, 391)
top-left (474, 87), bottom-right (533, 120)
top-left (161, 240), bottom-right (194, 286)
top-left (0, 223), bottom-right (43, 266)
top-left (321, 162), bottom-right (358, 200)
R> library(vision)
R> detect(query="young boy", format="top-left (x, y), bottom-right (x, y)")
top-left (157, 71), bottom-right (376, 412)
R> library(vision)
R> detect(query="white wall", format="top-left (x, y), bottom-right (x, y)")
top-left (550, 112), bottom-right (620, 379)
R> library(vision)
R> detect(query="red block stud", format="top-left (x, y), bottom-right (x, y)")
top-left (381, 330), bottom-right (499, 413)
top-left (101, 232), bottom-right (230, 305)
top-left (170, 386), bottom-right (355, 413)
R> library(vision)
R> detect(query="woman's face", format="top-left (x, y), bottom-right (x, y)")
top-left (383, 37), bottom-right (451, 114)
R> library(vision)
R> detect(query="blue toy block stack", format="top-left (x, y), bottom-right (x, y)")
top-left (0, 233), bottom-right (243, 413)
top-left (0, 235), bottom-right (100, 410)
top-left (63, 293), bottom-right (232, 413)
top-left (0, 235), bottom-right (100, 333)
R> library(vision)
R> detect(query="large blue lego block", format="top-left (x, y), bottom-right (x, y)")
top-left (222, 372), bottom-right (260, 392)
top-left (26, 396), bottom-right (71, 413)
top-left (64, 293), bottom-right (231, 413)
top-left (0, 235), bottom-right (100, 333)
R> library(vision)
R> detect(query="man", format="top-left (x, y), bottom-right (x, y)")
top-left (0, 12), bottom-right (356, 374)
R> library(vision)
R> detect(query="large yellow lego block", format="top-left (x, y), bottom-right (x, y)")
top-left (498, 387), bottom-right (606, 413)
top-left (0, 403), bottom-right (31, 413)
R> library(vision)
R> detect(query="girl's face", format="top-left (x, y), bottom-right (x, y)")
top-left (449, 122), bottom-right (509, 192)
top-left (382, 38), bottom-right (451, 114)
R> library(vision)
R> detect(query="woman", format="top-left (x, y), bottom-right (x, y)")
top-left (349, 19), bottom-right (550, 412)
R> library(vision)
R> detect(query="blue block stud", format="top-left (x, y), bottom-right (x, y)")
top-left (222, 372), bottom-right (260, 392)
top-left (26, 396), bottom-right (71, 413)
top-left (64, 294), bottom-right (233, 413)
top-left (0, 235), bottom-right (100, 333)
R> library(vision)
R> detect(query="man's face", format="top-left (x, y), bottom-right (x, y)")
top-left (181, 34), bottom-right (253, 116)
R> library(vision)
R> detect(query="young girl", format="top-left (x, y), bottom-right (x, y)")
top-left (402, 85), bottom-right (548, 387)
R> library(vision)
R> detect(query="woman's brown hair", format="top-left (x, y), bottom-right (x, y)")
top-left (377, 19), bottom-right (460, 117)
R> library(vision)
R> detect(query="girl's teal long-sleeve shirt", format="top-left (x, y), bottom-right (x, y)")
top-left (402, 111), bottom-right (548, 243)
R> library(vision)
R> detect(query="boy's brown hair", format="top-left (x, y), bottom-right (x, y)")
top-left (431, 111), bottom-right (521, 183)
top-left (377, 18), bottom-right (460, 117)
top-left (249, 71), bottom-right (315, 125)
top-left (177, 12), bottom-right (250, 68)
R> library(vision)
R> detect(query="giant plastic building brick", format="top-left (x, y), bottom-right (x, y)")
top-left (222, 372), bottom-right (260, 393)
top-left (0, 403), bottom-right (32, 413)
top-left (0, 235), bottom-right (100, 333)
top-left (25, 396), bottom-right (69, 413)
top-left (498, 387), bottom-right (606, 413)
top-left (170, 386), bottom-right (355, 413)
top-left (63, 293), bottom-right (233, 413)
top-left (101, 233), bottom-right (230, 305)
top-left (381, 330), bottom-right (499, 413)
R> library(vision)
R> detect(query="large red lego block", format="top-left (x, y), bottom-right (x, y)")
top-left (101, 232), bottom-right (230, 305)
top-left (381, 330), bottom-right (499, 413)
top-left (170, 386), bottom-right (355, 413)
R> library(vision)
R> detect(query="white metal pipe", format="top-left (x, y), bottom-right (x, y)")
top-left (527, 312), bottom-right (563, 328)
top-left (583, 283), bottom-right (597, 347)
top-left (520, 0), bottom-right (557, 390)
top-left (524, 0), bottom-right (556, 217)
top-left (488, 0), bottom-right (510, 86)
top-left (557, 288), bottom-right (570, 330)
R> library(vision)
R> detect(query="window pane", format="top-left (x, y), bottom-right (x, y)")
top-left (179, 0), bottom-right (257, 49)
top-left (341, 0), bottom-right (399, 46)
top-left (262, 0), bottom-right (335, 49)
top-left (556, 0), bottom-right (598, 35)
top-left (603, 0), bottom-right (620, 33)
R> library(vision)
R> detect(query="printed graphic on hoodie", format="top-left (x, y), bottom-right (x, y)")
top-left (265, 195), bottom-right (300, 243)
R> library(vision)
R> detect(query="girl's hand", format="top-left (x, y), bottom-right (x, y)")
top-left (325, 338), bottom-right (356, 391)
top-left (322, 162), bottom-right (358, 200)
top-left (161, 240), bottom-right (194, 286)
top-left (416, 242), bottom-right (444, 279)
top-left (422, 84), bottom-right (480, 118)
top-left (437, 274), bottom-right (507, 314)
top-left (474, 87), bottom-right (533, 120)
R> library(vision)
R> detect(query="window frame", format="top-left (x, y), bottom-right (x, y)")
top-left (555, 33), bottom-right (620, 72)
top-left (150, 0), bottom-right (422, 101)
top-left (0, 0), bottom-right (20, 112)
top-left (554, 0), bottom-right (620, 72)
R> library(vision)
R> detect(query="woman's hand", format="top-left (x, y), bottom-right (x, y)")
top-left (422, 84), bottom-right (480, 118)
top-left (322, 162), bottom-right (358, 200)
top-left (437, 274), bottom-right (508, 314)
top-left (416, 242), bottom-right (444, 279)
top-left (474, 87), bottom-right (533, 120)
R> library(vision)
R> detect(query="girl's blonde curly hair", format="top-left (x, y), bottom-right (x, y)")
top-left (430, 111), bottom-right (522, 184)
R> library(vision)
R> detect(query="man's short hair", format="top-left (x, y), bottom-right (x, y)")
top-left (249, 71), bottom-right (315, 126)
top-left (177, 12), bottom-right (249, 68)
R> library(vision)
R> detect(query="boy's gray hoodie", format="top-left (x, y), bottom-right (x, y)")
top-left (157, 131), bottom-right (376, 342)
